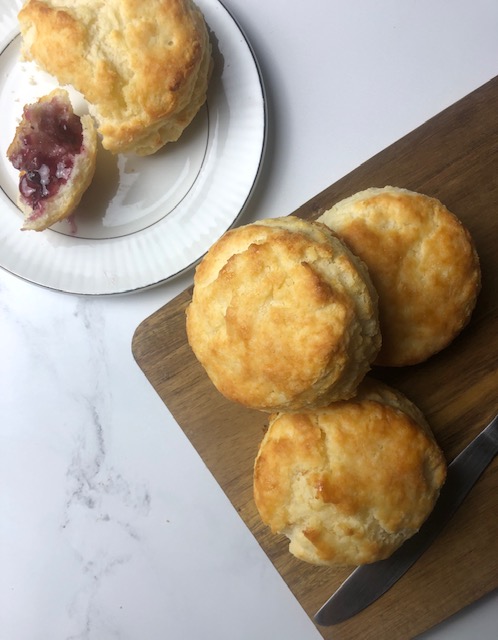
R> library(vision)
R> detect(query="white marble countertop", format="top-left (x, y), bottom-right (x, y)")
top-left (1, 1), bottom-right (498, 638)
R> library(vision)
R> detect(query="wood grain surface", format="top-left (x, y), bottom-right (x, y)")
top-left (132, 76), bottom-right (498, 639)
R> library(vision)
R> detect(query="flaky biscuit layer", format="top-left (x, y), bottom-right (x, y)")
top-left (186, 216), bottom-right (380, 412)
top-left (18, 0), bottom-right (212, 155)
top-left (253, 378), bottom-right (447, 566)
top-left (318, 186), bottom-right (481, 366)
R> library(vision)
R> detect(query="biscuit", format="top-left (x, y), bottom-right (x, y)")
top-left (18, 0), bottom-right (212, 155)
top-left (253, 378), bottom-right (447, 566)
top-left (186, 216), bottom-right (381, 412)
top-left (318, 186), bottom-right (481, 366)
top-left (7, 88), bottom-right (97, 231)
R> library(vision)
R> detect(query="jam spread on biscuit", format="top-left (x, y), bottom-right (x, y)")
top-left (8, 94), bottom-right (83, 217)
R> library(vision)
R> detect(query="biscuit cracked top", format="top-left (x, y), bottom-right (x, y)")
top-left (186, 216), bottom-right (381, 412)
top-left (18, 0), bottom-right (212, 155)
top-left (253, 378), bottom-right (447, 566)
top-left (318, 186), bottom-right (481, 366)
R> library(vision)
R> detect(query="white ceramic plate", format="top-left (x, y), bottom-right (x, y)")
top-left (0, 0), bottom-right (266, 295)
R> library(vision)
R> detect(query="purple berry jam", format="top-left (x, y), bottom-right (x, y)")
top-left (8, 94), bottom-right (83, 215)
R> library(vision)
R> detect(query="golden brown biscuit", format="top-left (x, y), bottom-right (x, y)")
top-left (318, 186), bottom-right (481, 366)
top-left (7, 88), bottom-right (97, 231)
top-left (186, 216), bottom-right (381, 412)
top-left (253, 378), bottom-right (447, 566)
top-left (18, 0), bottom-right (212, 155)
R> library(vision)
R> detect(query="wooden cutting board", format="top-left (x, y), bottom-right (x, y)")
top-left (132, 76), bottom-right (498, 639)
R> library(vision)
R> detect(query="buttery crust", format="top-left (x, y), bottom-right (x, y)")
top-left (7, 88), bottom-right (97, 232)
top-left (18, 0), bottom-right (212, 155)
top-left (318, 186), bottom-right (481, 366)
top-left (186, 216), bottom-right (381, 412)
top-left (253, 378), bottom-right (447, 566)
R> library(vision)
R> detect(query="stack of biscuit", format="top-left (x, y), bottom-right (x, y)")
top-left (186, 186), bottom-right (481, 567)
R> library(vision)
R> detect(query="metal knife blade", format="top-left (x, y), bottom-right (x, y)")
top-left (314, 412), bottom-right (498, 626)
